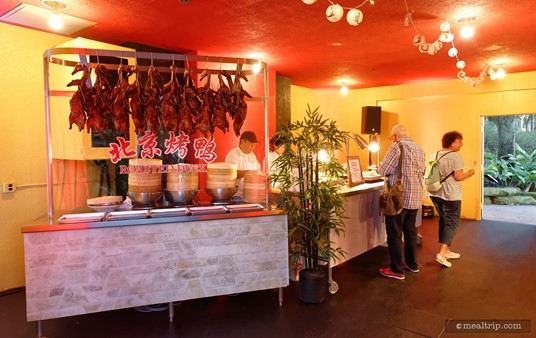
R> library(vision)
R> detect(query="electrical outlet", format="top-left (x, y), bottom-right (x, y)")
top-left (2, 182), bottom-right (16, 193)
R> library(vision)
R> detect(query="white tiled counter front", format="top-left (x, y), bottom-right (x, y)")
top-left (22, 212), bottom-right (288, 322)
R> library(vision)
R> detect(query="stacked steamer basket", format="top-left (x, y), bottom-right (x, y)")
top-left (127, 158), bottom-right (163, 208)
top-left (206, 162), bottom-right (238, 205)
top-left (165, 164), bottom-right (199, 206)
top-left (243, 173), bottom-right (266, 204)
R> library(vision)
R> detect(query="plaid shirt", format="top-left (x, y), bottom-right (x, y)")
top-left (377, 137), bottom-right (425, 210)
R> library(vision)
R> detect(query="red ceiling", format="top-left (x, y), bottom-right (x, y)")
top-left (1, 0), bottom-right (535, 89)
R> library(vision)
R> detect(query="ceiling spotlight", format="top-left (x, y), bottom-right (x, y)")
top-left (340, 84), bottom-right (348, 95)
top-left (48, 11), bottom-right (62, 30)
top-left (455, 16), bottom-right (478, 39)
top-left (252, 60), bottom-right (262, 74)
top-left (460, 25), bottom-right (474, 39)
top-left (326, 4), bottom-right (344, 22)
top-left (495, 67), bottom-right (506, 79)
top-left (302, 0), bottom-right (318, 3)
top-left (41, 0), bottom-right (68, 30)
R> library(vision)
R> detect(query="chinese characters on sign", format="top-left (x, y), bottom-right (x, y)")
top-left (108, 131), bottom-right (217, 165)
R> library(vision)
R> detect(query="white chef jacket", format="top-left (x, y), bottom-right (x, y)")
top-left (225, 146), bottom-right (261, 197)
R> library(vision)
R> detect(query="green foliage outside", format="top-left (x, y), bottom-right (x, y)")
top-left (484, 119), bottom-right (536, 154)
top-left (484, 124), bottom-right (536, 192)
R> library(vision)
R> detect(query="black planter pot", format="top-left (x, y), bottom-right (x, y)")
top-left (298, 268), bottom-right (328, 303)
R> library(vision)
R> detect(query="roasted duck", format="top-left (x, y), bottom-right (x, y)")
top-left (67, 63), bottom-right (92, 131)
top-left (161, 65), bottom-right (181, 133)
top-left (111, 65), bottom-right (134, 138)
top-left (230, 63), bottom-right (251, 136)
top-left (195, 69), bottom-right (216, 137)
top-left (144, 66), bottom-right (162, 135)
top-left (87, 64), bottom-right (112, 135)
top-left (93, 64), bottom-right (113, 118)
top-left (128, 66), bottom-right (147, 135)
top-left (212, 71), bottom-right (230, 134)
top-left (183, 68), bottom-right (202, 118)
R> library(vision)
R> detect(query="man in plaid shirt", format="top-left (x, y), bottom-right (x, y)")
top-left (377, 125), bottom-right (425, 280)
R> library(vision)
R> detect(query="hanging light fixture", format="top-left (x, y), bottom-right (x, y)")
top-left (367, 134), bottom-right (380, 169)
top-left (346, 8), bottom-right (363, 26)
top-left (301, 0), bottom-right (374, 27)
top-left (326, 4), bottom-right (344, 22)
top-left (367, 135), bottom-right (379, 152)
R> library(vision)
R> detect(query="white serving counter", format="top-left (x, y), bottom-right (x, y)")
top-left (21, 209), bottom-right (288, 323)
top-left (331, 181), bottom-right (386, 267)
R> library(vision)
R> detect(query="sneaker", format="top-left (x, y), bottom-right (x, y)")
top-left (379, 267), bottom-right (405, 280)
top-left (404, 265), bottom-right (419, 273)
top-left (445, 251), bottom-right (461, 259)
top-left (435, 254), bottom-right (452, 268)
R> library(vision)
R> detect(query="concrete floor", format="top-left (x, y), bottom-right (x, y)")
top-left (1, 216), bottom-right (535, 338)
top-left (483, 204), bottom-right (536, 225)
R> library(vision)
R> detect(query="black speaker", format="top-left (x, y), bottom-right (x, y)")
top-left (361, 106), bottom-right (381, 134)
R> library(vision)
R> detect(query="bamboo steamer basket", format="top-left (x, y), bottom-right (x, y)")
top-left (166, 164), bottom-right (198, 191)
top-left (128, 158), bottom-right (162, 193)
top-left (243, 173), bottom-right (266, 203)
top-left (206, 162), bottom-right (237, 189)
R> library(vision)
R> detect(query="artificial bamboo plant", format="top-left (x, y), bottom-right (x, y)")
top-left (270, 105), bottom-right (349, 271)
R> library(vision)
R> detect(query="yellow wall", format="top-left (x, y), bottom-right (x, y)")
top-left (291, 74), bottom-right (536, 222)
top-left (0, 23), bottom-right (71, 291)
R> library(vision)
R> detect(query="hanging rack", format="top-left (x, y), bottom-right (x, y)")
top-left (43, 47), bottom-right (269, 220)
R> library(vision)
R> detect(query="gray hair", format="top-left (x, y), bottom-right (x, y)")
top-left (391, 125), bottom-right (408, 137)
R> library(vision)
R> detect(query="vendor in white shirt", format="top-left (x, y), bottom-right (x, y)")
top-left (225, 130), bottom-right (261, 199)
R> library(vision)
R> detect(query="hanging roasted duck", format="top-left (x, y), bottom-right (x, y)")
top-left (87, 64), bottom-right (112, 135)
top-left (111, 65), bottom-right (134, 139)
top-left (67, 63), bottom-right (92, 132)
top-left (220, 70), bottom-right (234, 116)
top-left (195, 69), bottom-right (216, 137)
top-left (183, 68), bottom-right (202, 118)
top-left (93, 64), bottom-right (113, 118)
top-left (212, 71), bottom-right (231, 134)
top-left (161, 65), bottom-right (181, 133)
top-left (144, 65), bottom-right (162, 135)
top-left (173, 67), bottom-right (196, 135)
top-left (127, 66), bottom-right (147, 135)
top-left (230, 63), bottom-right (251, 137)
